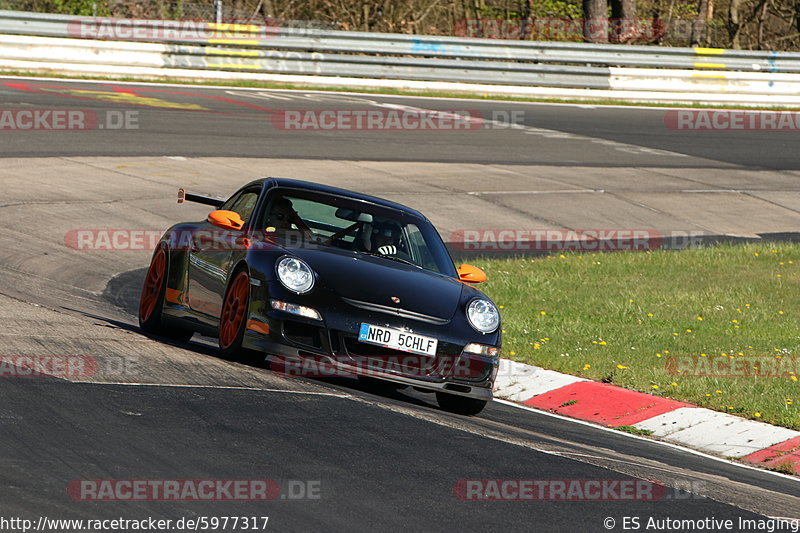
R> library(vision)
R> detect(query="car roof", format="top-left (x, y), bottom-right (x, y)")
top-left (248, 177), bottom-right (429, 220)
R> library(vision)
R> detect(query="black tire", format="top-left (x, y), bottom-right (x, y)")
top-left (138, 248), bottom-right (193, 342)
top-left (436, 391), bottom-right (487, 416)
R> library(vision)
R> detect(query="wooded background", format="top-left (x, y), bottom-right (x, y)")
top-left (3, 0), bottom-right (798, 50)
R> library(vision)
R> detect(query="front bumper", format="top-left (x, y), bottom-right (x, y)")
top-left (243, 285), bottom-right (500, 400)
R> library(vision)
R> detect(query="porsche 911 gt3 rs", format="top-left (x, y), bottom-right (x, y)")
top-left (139, 178), bottom-right (501, 415)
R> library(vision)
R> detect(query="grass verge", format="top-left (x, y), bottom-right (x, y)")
top-left (473, 242), bottom-right (800, 430)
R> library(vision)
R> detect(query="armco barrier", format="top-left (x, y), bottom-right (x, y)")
top-left (0, 10), bottom-right (799, 103)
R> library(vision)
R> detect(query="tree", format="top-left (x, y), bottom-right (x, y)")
top-left (728, 0), bottom-right (743, 48)
top-left (609, 0), bottom-right (638, 43)
top-left (690, 0), bottom-right (713, 46)
top-left (582, 0), bottom-right (608, 42)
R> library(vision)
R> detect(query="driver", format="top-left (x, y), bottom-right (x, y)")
top-left (372, 220), bottom-right (407, 257)
top-left (265, 197), bottom-right (317, 247)
top-left (266, 197), bottom-right (297, 231)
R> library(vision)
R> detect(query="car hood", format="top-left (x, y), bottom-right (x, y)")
top-left (291, 248), bottom-right (464, 320)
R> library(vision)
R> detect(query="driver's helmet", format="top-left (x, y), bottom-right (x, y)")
top-left (373, 219), bottom-right (402, 241)
top-left (371, 219), bottom-right (403, 252)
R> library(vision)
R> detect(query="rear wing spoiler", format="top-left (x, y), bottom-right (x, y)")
top-left (177, 188), bottom-right (224, 208)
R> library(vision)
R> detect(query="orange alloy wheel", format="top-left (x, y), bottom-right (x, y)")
top-left (139, 249), bottom-right (166, 323)
top-left (219, 271), bottom-right (250, 350)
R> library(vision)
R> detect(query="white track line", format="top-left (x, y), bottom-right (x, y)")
top-left (68, 380), bottom-right (350, 397)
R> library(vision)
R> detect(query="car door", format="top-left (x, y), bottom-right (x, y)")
top-left (186, 186), bottom-right (261, 318)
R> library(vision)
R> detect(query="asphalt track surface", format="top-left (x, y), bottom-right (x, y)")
top-left (0, 77), bottom-right (797, 169)
top-left (0, 76), bottom-right (799, 532)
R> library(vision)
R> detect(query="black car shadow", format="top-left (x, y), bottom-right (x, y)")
top-left (82, 268), bottom-right (440, 410)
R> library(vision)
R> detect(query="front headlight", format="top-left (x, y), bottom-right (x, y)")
top-left (277, 256), bottom-right (315, 294)
top-left (466, 299), bottom-right (500, 334)
top-left (463, 343), bottom-right (500, 358)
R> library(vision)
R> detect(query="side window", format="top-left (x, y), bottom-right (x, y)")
top-left (406, 224), bottom-right (439, 272)
top-left (221, 189), bottom-right (260, 223)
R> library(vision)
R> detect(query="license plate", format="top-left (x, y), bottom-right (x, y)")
top-left (358, 324), bottom-right (438, 357)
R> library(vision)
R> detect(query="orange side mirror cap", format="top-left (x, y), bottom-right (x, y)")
top-left (457, 263), bottom-right (487, 283)
top-left (207, 210), bottom-right (245, 231)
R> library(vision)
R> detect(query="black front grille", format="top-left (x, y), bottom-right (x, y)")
top-left (282, 321), bottom-right (324, 350)
top-left (452, 357), bottom-right (495, 382)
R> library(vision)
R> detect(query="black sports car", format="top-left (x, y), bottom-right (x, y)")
top-left (139, 178), bottom-right (501, 415)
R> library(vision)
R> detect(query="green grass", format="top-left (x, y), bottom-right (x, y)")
top-left (616, 425), bottom-right (655, 436)
top-left (473, 243), bottom-right (800, 430)
top-left (766, 461), bottom-right (797, 475)
top-left (2, 69), bottom-right (800, 111)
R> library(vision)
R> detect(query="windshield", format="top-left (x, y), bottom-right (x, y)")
top-left (258, 188), bottom-right (456, 276)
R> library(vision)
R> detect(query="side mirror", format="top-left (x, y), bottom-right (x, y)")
top-left (207, 210), bottom-right (244, 231)
top-left (457, 264), bottom-right (487, 284)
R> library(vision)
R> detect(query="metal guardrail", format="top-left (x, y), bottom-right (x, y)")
top-left (1, 9), bottom-right (800, 97)
top-left (3, 10), bottom-right (800, 71)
